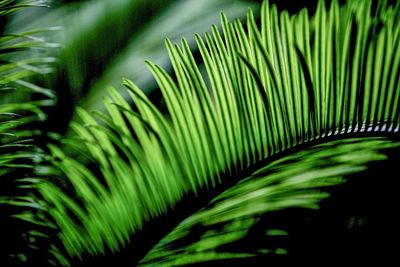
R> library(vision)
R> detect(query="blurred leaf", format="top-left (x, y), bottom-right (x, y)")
top-left (139, 138), bottom-right (400, 266)
top-left (81, 0), bottom-right (259, 112)
top-left (0, 0), bottom-right (56, 266)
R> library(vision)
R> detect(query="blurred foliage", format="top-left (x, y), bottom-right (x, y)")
top-left (140, 138), bottom-right (400, 266)
top-left (0, 1), bottom-right (56, 266)
top-left (8, 0), bottom-right (259, 133)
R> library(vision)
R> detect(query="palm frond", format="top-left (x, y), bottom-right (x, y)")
top-left (139, 137), bottom-right (400, 266)
top-left (0, 0), bottom-right (49, 16)
top-left (0, 0), bottom-right (55, 265)
top-left (36, 0), bottom-right (400, 265)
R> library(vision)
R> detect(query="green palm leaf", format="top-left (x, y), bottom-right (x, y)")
top-left (35, 0), bottom-right (400, 265)
top-left (139, 137), bottom-right (400, 266)
top-left (0, 0), bottom-right (56, 265)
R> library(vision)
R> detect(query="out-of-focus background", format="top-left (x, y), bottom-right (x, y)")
top-left (4, 0), bottom-right (319, 135)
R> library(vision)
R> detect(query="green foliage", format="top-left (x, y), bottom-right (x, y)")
top-left (79, 0), bottom-right (258, 111)
top-left (0, 0), bottom-right (56, 265)
top-left (10, 0), bottom-right (256, 122)
top-left (2, 0), bottom-right (400, 266)
top-left (0, 0), bottom-right (48, 16)
top-left (140, 138), bottom-right (400, 266)
top-left (30, 0), bottom-right (400, 265)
